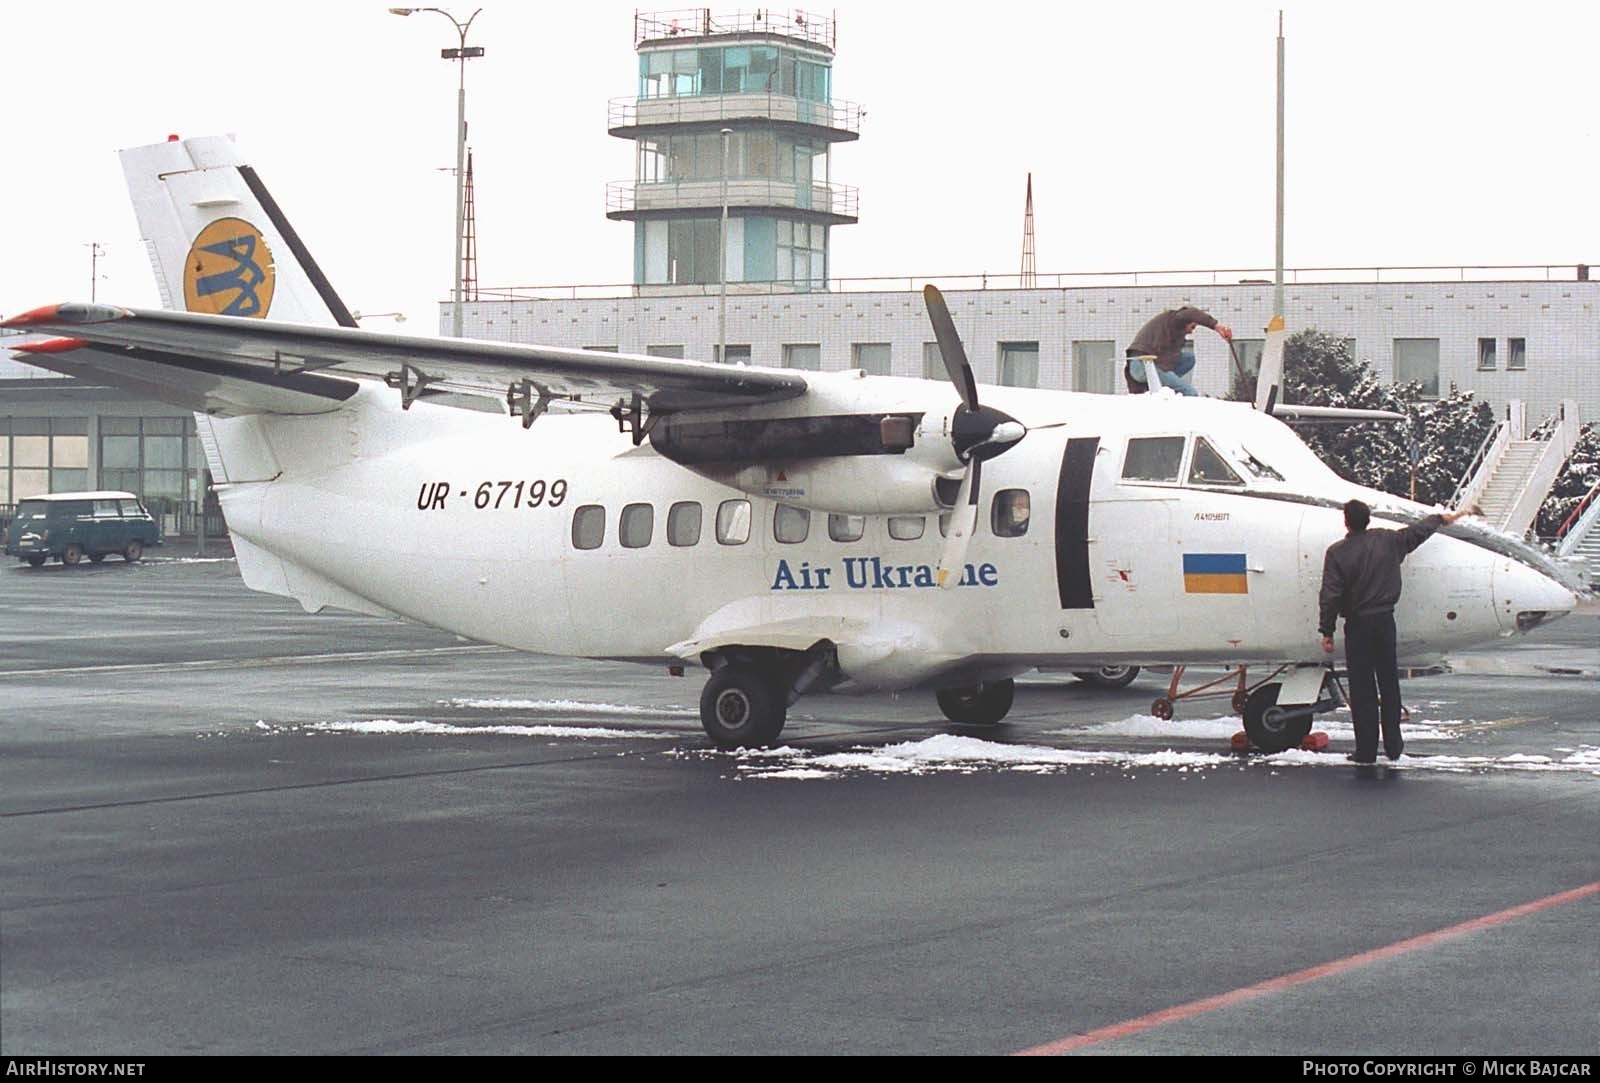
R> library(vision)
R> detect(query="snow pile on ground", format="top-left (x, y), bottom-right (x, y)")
top-left (301, 718), bottom-right (682, 740)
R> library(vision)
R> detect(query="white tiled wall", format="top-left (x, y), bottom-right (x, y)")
top-left (456, 280), bottom-right (1598, 424)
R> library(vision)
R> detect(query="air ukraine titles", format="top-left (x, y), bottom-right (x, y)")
top-left (771, 557), bottom-right (1000, 591)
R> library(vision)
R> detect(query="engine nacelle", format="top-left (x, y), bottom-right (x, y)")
top-left (693, 456), bottom-right (957, 515)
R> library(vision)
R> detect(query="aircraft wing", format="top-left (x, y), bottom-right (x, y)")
top-left (2, 303), bottom-right (808, 418)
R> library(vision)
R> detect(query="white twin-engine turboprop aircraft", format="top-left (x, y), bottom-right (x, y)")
top-left (5, 135), bottom-right (1581, 750)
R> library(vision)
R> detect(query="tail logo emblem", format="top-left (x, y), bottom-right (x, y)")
top-left (183, 218), bottom-right (276, 318)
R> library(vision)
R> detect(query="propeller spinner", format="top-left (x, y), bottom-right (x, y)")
top-left (922, 285), bottom-right (1027, 588)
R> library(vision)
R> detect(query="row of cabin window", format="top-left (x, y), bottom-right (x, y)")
top-left (571, 491), bottom-right (1032, 551)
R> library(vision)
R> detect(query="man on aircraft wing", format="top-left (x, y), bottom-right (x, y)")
top-left (1125, 306), bottom-right (1233, 396)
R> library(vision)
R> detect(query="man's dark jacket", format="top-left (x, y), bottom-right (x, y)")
top-left (1317, 514), bottom-right (1445, 636)
top-left (1127, 307), bottom-right (1218, 370)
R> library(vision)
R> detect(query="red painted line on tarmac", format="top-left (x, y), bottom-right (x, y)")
top-left (1015, 880), bottom-right (1600, 1056)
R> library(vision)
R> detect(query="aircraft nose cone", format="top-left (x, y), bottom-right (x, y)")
top-left (1493, 558), bottom-right (1578, 633)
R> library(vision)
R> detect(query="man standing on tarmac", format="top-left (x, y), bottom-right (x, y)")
top-left (1318, 499), bottom-right (1480, 764)
top-left (1125, 306), bottom-right (1233, 395)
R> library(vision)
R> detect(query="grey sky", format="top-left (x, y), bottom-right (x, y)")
top-left (2, 1), bottom-right (1594, 332)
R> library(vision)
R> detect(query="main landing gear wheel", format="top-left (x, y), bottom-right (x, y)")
top-left (1242, 683), bottom-right (1314, 753)
top-left (1072, 665), bottom-right (1141, 689)
top-left (700, 666), bottom-right (787, 749)
top-left (936, 678), bottom-right (1015, 726)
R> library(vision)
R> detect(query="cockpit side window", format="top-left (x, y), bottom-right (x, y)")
top-left (1236, 447), bottom-right (1286, 482)
top-left (1121, 436), bottom-right (1186, 483)
top-left (1187, 438), bottom-right (1244, 487)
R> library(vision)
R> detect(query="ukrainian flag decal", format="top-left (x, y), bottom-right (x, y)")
top-left (1183, 553), bottom-right (1249, 594)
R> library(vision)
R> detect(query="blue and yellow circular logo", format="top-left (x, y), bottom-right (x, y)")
top-left (182, 217), bottom-right (276, 318)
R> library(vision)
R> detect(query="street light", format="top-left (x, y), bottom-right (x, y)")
top-left (390, 6), bottom-right (483, 339)
top-left (351, 311), bottom-right (408, 324)
top-left (718, 127), bottom-right (731, 365)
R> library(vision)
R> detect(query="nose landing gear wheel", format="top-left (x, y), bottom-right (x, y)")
top-left (1150, 698), bottom-right (1174, 720)
top-left (1242, 683), bottom-right (1314, 753)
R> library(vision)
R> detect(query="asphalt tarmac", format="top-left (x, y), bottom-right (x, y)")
top-left (2, 553), bottom-right (1596, 1055)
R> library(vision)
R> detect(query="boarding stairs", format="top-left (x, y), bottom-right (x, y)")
top-left (1555, 485), bottom-right (1600, 589)
top-left (1451, 400), bottom-right (1582, 538)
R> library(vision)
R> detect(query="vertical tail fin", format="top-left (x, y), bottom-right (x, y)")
top-left (120, 135), bottom-right (356, 327)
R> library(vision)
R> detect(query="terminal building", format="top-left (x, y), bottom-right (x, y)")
top-left (2, 9), bottom-right (1595, 548)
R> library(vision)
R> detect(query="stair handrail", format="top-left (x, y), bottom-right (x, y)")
top-left (1503, 400), bottom-right (1583, 539)
top-left (1555, 478), bottom-right (1600, 547)
top-left (1449, 418), bottom-right (1508, 510)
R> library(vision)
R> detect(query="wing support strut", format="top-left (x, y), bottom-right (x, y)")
top-left (610, 391), bottom-right (658, 446)
top-left (507, 379), bottom-right (555, 429)
top-left (385, 363), bottom-right (436, 410)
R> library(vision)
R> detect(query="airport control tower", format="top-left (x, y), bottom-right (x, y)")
top-left (607, 9), bottom-right (860, 295)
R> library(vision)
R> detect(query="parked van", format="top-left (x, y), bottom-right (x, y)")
top-left (4, 491), bottom-right (161, 567)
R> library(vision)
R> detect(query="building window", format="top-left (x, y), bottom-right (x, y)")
top-left (0, 417), bottom-right (92, 505)
top-left (776, 219), bottom-right (825, 291)
top-left (716, 499), bottom-right (751, 545)
top-left (1071, 340), bottom-right (1116, 394)
top-left (922, 342), bottom-right (945, 381)
top-left (620, 503), bottom-right (654, 548)
top-left (1232, 339), bottom-right (1265, 381)
top-left (572, 505), bottom-right (606, 550)
top-left (1477, 337), bottom-right (1497, 370)
top-left (666, 501), bottom-right (702, 546)
top-left (1393, 338), bottom-right (1440, 398)
top-left (646, 345), bottom-right (685, 359)
top-left (1507, 337), bottom-right (1526, 371)
top-left (852, 342), bottom-right (891, 376)
top-left (714, 344), bottom-right (751, 365)
top-left (999, 341), bottom-right (1039, 388)
top-left (782, 343), bottom-right (821, 370)
top-left (96, 416), bottom-right (200, 526)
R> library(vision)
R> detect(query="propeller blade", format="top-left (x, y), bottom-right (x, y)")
top-left (936, 459), bottom-right (981, 590)
top-left (923, 284), bottom-right (979, 411)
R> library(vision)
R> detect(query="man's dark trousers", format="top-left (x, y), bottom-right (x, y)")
top-left (1344, 611), bottom-right (1403, 762)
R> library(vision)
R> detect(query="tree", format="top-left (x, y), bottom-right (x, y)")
top-left (1243, 329), bottom-right (1495, 506)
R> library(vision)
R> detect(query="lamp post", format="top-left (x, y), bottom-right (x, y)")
top-left (390, 6), bottom-right (483, 338)
top-left (718, 127), bottom-right (732, 364)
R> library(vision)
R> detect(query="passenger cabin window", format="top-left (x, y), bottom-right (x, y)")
top-left (888, 516), bottom-right (924, 541)
top-left (828, 513), bottom-right (864, 542)
top-left (774, 503), bottom-right (810, 544)
top-left (572, 505), bottom-right (606, 550)
top-left (1187, 438), bottom-right (1244, 486)
top-left (992, 490), bottom-right (1030, 537)
top-left (620, 503), bottom-right (654, 548)
top-left (1122, 436), bottom-right (1185, 483)
top-left (716, 499), bottom-right (751, 545)
top-left (667, 501), bottom-right (702, 546)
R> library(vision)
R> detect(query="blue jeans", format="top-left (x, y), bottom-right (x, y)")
top-left (1127, 349), bottom-right (1199, 396)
